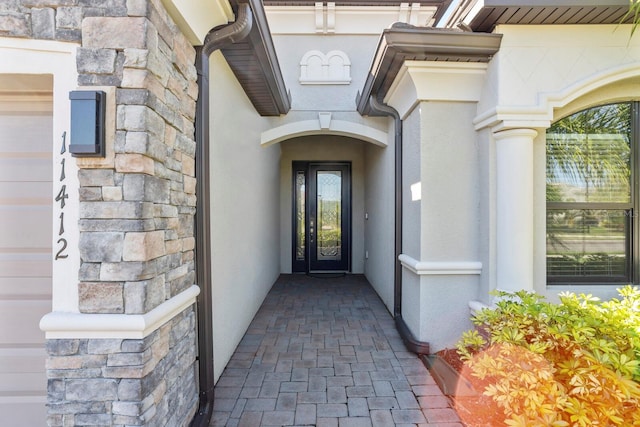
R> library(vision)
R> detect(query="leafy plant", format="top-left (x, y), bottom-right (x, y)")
top-left (456, 287), bottom-right (640, 426)
top-left (623, 0), bottom-right (640, 38)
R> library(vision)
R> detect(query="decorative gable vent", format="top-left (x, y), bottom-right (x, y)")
top-left (299, 50), bottom-right (351, 85)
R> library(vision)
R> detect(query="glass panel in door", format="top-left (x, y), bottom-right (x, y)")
top-left (316, 171), bottom-right (342, 261)
top-left (308, 163), bottom-right (350, 272)
top-left (295, 170), bottom-right (306, 262)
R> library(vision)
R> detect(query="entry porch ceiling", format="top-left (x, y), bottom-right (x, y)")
top-left (458, 0), bottom-right (634, 33)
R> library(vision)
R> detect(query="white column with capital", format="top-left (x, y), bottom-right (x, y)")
top-left (495, 128), bottom-right (538, 292)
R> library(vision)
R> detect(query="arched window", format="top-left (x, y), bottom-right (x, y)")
top-left (546, 102), bottom-right (638, 284)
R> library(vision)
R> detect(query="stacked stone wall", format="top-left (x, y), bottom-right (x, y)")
top-left (1, 1), bottom-right (200, 426)
top-left (46, 308), bottom-right (197, 426)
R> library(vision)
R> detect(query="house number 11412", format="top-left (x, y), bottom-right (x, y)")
top-left (55, 131), bottom-right (68, 260)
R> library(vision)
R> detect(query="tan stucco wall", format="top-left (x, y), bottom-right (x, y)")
top-left (210, 51), bottom-right (281, 381)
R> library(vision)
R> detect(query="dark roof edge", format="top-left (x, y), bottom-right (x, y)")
top-left (357, 26), bottom-right (502, 115)
top-left (247, 0), bottom-right (291, 114)
top-left (224, 0), bottom-right (291, 116)
top-left (447, 0), bottom-right (633, 32)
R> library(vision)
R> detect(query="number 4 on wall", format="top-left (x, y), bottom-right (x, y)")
top-left (55, 185), bottom-right (68, 209)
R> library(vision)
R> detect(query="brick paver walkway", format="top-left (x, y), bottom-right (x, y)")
top-left (210, 274), bottom-right (463, 427)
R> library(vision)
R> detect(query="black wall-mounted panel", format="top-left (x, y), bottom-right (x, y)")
top-left (69, 90), bottom-right (106, 157)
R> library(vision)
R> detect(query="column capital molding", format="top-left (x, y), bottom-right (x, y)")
top-left (385, 61), bottom-right (489, 119)
top-left (474, 106), bottom-right (552, 133)
top-left (493, 127), bottom-right (539, 141)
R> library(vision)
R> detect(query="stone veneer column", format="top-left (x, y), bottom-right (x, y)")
top-left (494, 128), bottom-right (538, 293)
top-left (0, 1), bottom-right (200, 426)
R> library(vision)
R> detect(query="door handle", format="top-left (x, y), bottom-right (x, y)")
top-left (310, 219), bottom-right (314, 243)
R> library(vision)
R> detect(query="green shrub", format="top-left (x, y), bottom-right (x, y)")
top-left (456, 286), bottom-right (640, 427)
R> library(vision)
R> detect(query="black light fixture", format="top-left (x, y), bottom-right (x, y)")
top-left (69, 90), bottom-right (106, 157)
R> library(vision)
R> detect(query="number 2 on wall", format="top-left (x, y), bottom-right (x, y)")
top-left (55, 238), bottom-right (68, 260)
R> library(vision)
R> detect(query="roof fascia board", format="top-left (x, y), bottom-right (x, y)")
top-left (357, 26), bottom-right (502, 115)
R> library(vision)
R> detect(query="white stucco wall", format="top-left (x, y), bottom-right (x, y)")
top-left (476, 24), bottom-right (640, 301)
top-left (363, 122), bottom-right (395, 312)
top-left (400, 107), bottom-right (422, 337)
top-left (265, 29), bottom-right (388, 148)
top-left (478, 25), bottom-right (640, 118)
top-left (402, 108), bottom-right (421, 260)
top-left (210, 52), bottom-right (281, 381)
top-left (279, 136), bottom-right (366, 274)
top-left (418, 101), bottom-right (480, 351)
top-left (399, 101), bottom-right (481, 351)
top-left (271, 34), bottom-right (379, 112)
top-left (420, 101), bottom-right (479, 261)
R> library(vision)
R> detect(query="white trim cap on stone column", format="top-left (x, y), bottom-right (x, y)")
top-left (40, 285), bottom-right (200, 339)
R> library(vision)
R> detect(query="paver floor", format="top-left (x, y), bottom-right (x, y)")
top-left (210, 274), bottom-right (464, 427)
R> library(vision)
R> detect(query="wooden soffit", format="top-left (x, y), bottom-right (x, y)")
top-left (449, 0), bottom-right (634, 32)
top-left (220, 0), bottom-right (291, 116)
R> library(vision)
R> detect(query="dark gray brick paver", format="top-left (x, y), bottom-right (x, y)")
top-left (210, 275), bottom-right (462, 426)
top-left (328, 386), bottom-right (347, 403)
top-left (294, 403), bottom-right (316, 425)
top-left (347, 397), bottom-right (369, 417)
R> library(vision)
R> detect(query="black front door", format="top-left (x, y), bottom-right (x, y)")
top-left (293, 162), bottom-right (351, 272)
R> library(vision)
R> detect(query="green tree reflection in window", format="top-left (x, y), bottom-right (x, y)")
top-left (546, 103), bottom-right (633, 283)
